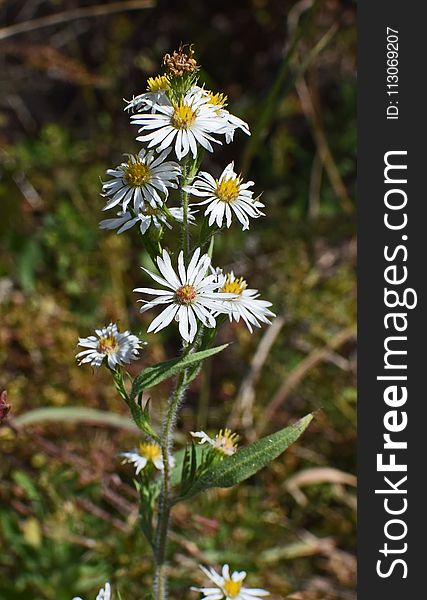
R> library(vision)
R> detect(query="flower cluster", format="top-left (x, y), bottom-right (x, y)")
top-left (75, 46), bottom-right (275, 600)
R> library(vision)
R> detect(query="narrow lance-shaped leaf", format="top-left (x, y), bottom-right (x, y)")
top-left (179, 443), bottom-right (198, 497)
top-left (171, 444), bottom-right (205, 487)
top-left (130, 344), bottom-right (228, 400)
top-left (135, 477), bottom-right (160, 549)
top-left (173, 413), bottom-right (313, 503)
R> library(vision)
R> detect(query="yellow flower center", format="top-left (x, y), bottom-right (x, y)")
top-left (215, 177), bottom-right (241, 203)
top-left (147, 75), bottom-right (170, 92)
top-left (207, 91), bottom-right (227, 108)
top-left (175, 284), bottom-right (197, 304)
top-left (125, 161), bottom-right (151, 186)
top-left (221, 275), bottom-right (247, 295)
top-left (223, 580), bottom-right (243, 598)
top-left (139, 442), bottom-right (162, 463)
top-left (214, 429), bottom-right (239, 456)
top-left (97, 335), bottom-right (119, 354)
top-left (171, 102), bottom-right (197, 129)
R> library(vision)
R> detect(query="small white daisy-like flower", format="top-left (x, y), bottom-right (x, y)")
top-left (124, 75), bottom-right (171, 113)
top-left (197, 87), bottom-right (250, 144)
top-left (216, 271), bottom-right (275, 334)
top-left (102, 147), bottom-right (180, 212)
top-left (76, 323), bottom-right (143, 369)
top-left (185, 162), bottom-right (264, 230)
top-left (192, 564), bottom-right (269, 600)
top-left (190, 429), bottom-right (239, 456)
top-left (131, 87), bottom-right (230, 160)
top-left (72, 582), bottom-right (111, 600)
top-left (99, 205), bottom-right (196, 236)
top-left (134, 248), bottom-right (235, 343)
top-left (120, 442), bottom-right (174, 473)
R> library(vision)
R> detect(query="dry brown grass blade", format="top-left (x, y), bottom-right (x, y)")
top-left (0, 0), bottom-right (155, 42)
top-left (285, 467), bottom-right (357, 506)
top-left (257, 325), bottom-right (356, 435)
top-left (3, 42), bottom-right (109, 86)
top-left (296, 76), bottom-right (354, 214)
top-left (228, 315), bottom-right (286, 432)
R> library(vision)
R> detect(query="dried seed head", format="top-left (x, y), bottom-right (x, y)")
top-left (162, 44), bottom-right (199, 78)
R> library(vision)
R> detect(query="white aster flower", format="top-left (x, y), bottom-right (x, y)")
top-left (185, 162), bottom-right (264, 230)
top-left (124, 75), bottom-right (171, 113)
top-left (120, 441), bottom-right (173, 473)
top-left (134, 248), bottom-right (235, 343)
top-left (192, 564), bottom-right (269, 600)
top-left (76, 323), bottom-right (144, 369)
top-left (72, 582), bottom-right (111, 600)
top-left (197, 87), bottom-right (250, 143)
top-left (99, 205), bottom-right (196, 236)
top-left (190, 429), bottom-right (239, 456)
top-left (216, 271), bottom-right (275, 333)
top-left (131, 87), bottom-right (230, 160)
top-left (102, 147), bottom-right (180, 212)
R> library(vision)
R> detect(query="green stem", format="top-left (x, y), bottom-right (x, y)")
top-left (153, 369), bottom-right (188, 599)
top-left (153, 150), bottom-right (202, 598)
top-left (153, 328), bottom-right (204, 598)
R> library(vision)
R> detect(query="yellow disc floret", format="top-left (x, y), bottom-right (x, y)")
top-left (214, 429), bottom-right (239, 456)
top-left (207, 91), bottom-right (228, 108)
top-left (97, 335), bottom-right (119, 354)
top-left (147, 74), bottom-right (170, 92)
top-left (221, 274), bottom-right (247, 296)
top-left (139, 442), bottom-right (162, 463)
top-left (171, 101), bottom-right (197, 129)
top-left (124, 161), bottom-right (151, 186)
top-left (215, 177), bottom-right (241, 203)
top-left (223, 579), bottom-right (243, 598)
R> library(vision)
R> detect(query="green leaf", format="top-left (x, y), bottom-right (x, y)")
top-left (180, 443), bottom-right (198, 497)
top-left (173, 414), bottom-right (313, 503)
top-left (171, 444), bottom-right (204, 487)
top-left (135, 477), bottom-right (160, 549)
top-left (130, 344), bottom-right (228, 400)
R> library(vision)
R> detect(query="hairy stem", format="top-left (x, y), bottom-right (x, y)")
top-left (153, 151), bottom-right (204, 598)
top-left (153, 369), bottom-right (188, 599)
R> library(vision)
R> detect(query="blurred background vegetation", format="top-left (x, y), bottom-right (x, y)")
top-left (0, 1), bottom-right (356, 599)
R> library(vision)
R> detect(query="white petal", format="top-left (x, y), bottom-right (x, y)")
top-left (147, 303), bottom-right (179, 333)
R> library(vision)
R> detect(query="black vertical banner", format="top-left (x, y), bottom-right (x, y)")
top-left (359, 2), bottom-right (427, 598)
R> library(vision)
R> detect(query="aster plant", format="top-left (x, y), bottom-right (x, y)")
top-left (74, 45), bottom-right (313, 600)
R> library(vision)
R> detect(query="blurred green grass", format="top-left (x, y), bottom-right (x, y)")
top-left (0, 1), bottom-right (356, 598)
